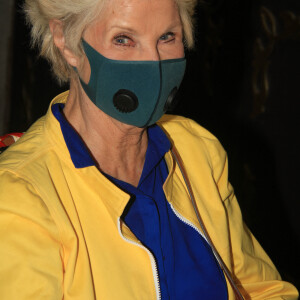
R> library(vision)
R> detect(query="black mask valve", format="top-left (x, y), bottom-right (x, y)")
top-left (113, 89), bottom-right (139, 113)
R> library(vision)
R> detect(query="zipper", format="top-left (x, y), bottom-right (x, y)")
top-left (169, 201), bottom-right (233, 277)
top-left (169, 203), bottom-right (209, 244)
top-left (170, 203), bottom-right (233, 299)
top-left (117, 218), bottom-right (161, 300)
top-left (169, 202), bottom-right (228, 271)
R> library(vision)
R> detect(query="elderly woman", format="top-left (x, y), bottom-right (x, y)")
top-left (0, 0), bottom-right (298, 299)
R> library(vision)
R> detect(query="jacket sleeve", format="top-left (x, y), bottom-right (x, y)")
top-left (212, 144), bottom-right (299, 299)
top-left (0, 170), bottom-right (64, 299)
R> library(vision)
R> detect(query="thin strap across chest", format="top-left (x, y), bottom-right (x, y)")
top-left (171, 147), bottom-right (245, 300)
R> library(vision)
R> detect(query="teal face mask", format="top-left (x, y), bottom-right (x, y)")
top-left (79, 40), bottom-right (186, 127)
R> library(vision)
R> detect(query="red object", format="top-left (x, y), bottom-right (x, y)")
top-left (0, 133), bottom-right (23, 147)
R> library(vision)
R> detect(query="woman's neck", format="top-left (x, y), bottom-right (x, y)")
top-left (63, 79), bottom-right (148, 186)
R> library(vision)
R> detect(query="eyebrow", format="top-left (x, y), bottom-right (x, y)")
top-left (165, 21), bottom-right (183, 32)
top-left (109, 19), bottom-right (183, 35)
top-left (109, 25), bottom-right (139, 35)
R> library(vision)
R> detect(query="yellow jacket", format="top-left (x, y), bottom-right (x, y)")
top-left (0, 92), bottom-right (298, 299)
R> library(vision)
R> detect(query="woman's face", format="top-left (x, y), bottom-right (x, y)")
top-left (79, 0), bottom-right (184, 82)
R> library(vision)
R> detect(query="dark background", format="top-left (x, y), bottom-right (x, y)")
top-left (6, 0), bottom-right (300, 290)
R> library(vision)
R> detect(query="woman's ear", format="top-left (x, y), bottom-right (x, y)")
top-left (49, 19), bottom-right (79, 67)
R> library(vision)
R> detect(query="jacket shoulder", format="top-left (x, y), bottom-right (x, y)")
top-left (158, 114), bottom-right (229, 191)
top-left (158, 114), bottom-right (226, 162)
top-left (0, 116), bottom-right (51, 173)
top-left (158, 114), bottom-right (218, 141)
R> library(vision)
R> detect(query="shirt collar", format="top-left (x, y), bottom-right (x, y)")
top-left (52, 103), bottom-right (171, 171)
top-left (138, 124), bottom-right (170, 185)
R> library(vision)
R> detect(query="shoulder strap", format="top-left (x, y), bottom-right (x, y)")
top-left (171, 147), bottom-right (245, 300)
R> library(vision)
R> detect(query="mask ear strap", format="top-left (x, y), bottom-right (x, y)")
top-left (171, 146), bottom-right (245, 300)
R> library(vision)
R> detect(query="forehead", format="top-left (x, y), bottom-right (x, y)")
top-left (107, 0), bottom-right (178, 13)
top-left (93, 0), bottom-right (181, 33)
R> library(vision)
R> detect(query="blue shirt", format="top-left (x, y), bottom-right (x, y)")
top-left (52, 103), bottom-right (228, 299)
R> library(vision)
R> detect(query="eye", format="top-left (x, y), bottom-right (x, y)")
top-left (159, 32), bottom-right (175, 43)
top-left (113, 34), bottom-right (134, 47)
